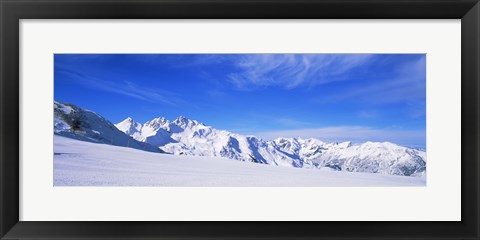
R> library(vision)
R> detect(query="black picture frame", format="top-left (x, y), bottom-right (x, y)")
top-left (1, 0), bottom-right (479, 239)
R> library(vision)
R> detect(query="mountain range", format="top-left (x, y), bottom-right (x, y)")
top-left (54, 101), bottom-right (426, 177)
top-left (114, 110), bottom-right (426, 177)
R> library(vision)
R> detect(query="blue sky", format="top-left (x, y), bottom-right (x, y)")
top-left (54, 54), bottom-right (426, 147)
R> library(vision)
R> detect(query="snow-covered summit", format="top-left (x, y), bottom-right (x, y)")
top-left (115, 117), bottom-right (143, 139)
top-left (173, 116), bottom-right (203, 129)
top-left (145, 117), bottom-right (170, 128)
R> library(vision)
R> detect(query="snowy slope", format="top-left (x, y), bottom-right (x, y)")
top-left (54, 135), bottom-right (426, 186)
top-left (54, 101), bottom-right (161, 153)
top-left (116, 116), bottom-right (426, 176)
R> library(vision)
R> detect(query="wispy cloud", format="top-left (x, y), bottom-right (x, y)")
top-left (226, 54), bottom-right (374, 90)
top-left (119, 54), bottom-right (376, 91)
top-left (316, 56), bottom-right (426, 105)
top-left (56, 67), bottom-right (184, 106)
top-left (256, 126), bottom-right (425, 146)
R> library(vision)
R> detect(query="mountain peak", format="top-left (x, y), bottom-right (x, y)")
top-left (118, 117), bottom-right (135, 124)
top-left (150, 116), bottom-right (168, 123)
top-left (173, 116), bottom-right (201, 128)
top-left (115, 117), bottom-right (142, 137)
top-left (175, 115), bottom-right (188, 122)
top-left (144, 117), bottom-right (170, 130)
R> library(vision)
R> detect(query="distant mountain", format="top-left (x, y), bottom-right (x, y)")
top-left (54, 101), bottom-right (162, 153)
top-left (273, 137), bottom-right (426, 176)
top-left (116, 116), bottom-right (426, 177)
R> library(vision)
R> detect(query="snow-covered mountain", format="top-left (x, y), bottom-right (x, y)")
top-left (54, 101), bottom-right (161, 153)
top-left (116, 116), bottom-right (296, 166)
top-left (273, 137), bottom-right (426, 176)
top-left (116, 116), bottom-right (426, 177)
top-left (52, 101), bottom-right (426, 177)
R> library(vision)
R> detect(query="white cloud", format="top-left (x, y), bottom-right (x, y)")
top-left (256, 126), bottom-right (425, 146)
top-left (226, 54), bottom-right (374, 90)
